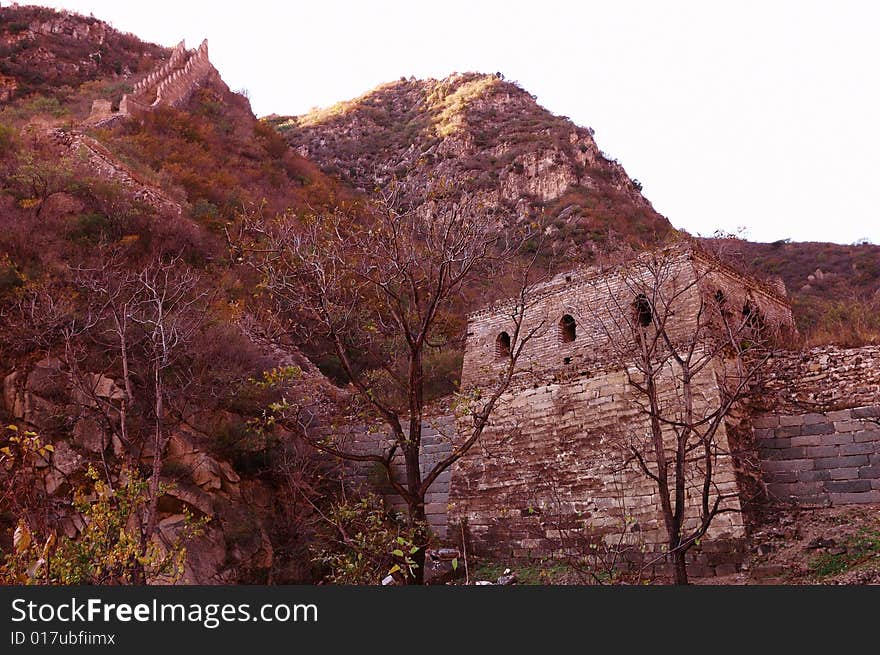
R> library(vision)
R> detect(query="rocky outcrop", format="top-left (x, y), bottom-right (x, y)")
top-left (1, 355), bottom-right (292, 584)
top-left (0, 5), bottom-right (167, 105)
top-left (271, 73), bottom-right (671, 263)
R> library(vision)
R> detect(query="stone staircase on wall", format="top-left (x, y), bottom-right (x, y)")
top-left (88, 38), bottom-right (215, 126)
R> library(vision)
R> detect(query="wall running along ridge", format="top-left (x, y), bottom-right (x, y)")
top-left (46, 128), bottom-right (183, 217)
top-left (89, 39), bottom-right (215, 125)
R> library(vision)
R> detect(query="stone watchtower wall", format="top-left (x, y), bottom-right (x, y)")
top-left (754, 346), bottom-right (880, 506)
top-left (448, 247), bottom-right (796, 575)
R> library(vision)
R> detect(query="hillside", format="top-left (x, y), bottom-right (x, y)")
top-left (708, 237), bottom-right (880, 345)
top-left (268, 72), bottom-right (880, 346)
top-left (0, 4), bottom-right (167, 106)
top-left (268, 73), bottom-right (672, 265)
top-left (0, 5), bottom-right (356, 584)
top-left (1, 4), bottom-right (879, 588)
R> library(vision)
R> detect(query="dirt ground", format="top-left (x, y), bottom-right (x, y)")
top-left (459, 504), bottom-right (880, 585)
top-left (695, 503), bottom-right (880, 585)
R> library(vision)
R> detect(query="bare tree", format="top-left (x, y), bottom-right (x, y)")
top-left (232, 194), bottom-right (545, 583)
top-left (0, 253), bottom-right (207, 583)
top-left (578, 246), bottom-right (784, 584)
top-left (125, 258), bottom-right (205, 537)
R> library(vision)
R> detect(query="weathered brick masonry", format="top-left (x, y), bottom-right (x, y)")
top-left (446, 246), bottom-right (796, 573)
top-left (755, 346), bottom-right (880, 506)
top-left (341, 416), bottom-right (455, 538)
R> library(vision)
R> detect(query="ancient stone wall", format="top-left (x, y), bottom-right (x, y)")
top-left (447, 360), bottom-right (746, 573)
top-left (341, 416), bottom-right (455, 538)
top-left (756, 406), bottom-right (880, 506)
top-left (154, 40), bottom-right (212, 107)
top-left (448, 247), bottom-right (794, 572)
top-left (106, 39), bottom-right (214, 124)
top-left (47, 128), bottom-right (183, 217)
top-left (758, 345), bottom-right (880, 413)
top-left (753, 345), bottom-right (880, 507)
top-left (129, 41), bottom-right (187, 99)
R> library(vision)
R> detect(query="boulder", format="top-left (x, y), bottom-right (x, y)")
top-left (90, 373), bottom-right (126, 400)
top-left (157, 484), bottom-right (214, 517)
top-left (71, 373), bottom-right (125, 407)
top-left (24, 393), bottom-right (59, 427)
top-left (164, 428), bottom-right (222, 491)
top-left (3, 371), bottom-right (24, 417)
top-left (218, 461), bottom-right (240, 494)
top-left (72, 417), bottom-right (105, 453)
top-left (188, 451), bottom-right (222, 491)
top-left (25, 357), bottom-right (67, 401)
top-left (177, 524), bottom-right (231, 585)
top-left (43, 442), bottom-right (84, 496)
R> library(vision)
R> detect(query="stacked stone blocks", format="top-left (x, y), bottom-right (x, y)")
top-left (757, 405), bottom-right (880, 505)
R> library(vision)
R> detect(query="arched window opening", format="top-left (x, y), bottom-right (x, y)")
top-left (634, 294), bottom-right (653, 328)
top-left (559, 314), bottom-right (576, 343)
top-left (495, 331), bottom-right (511, 358)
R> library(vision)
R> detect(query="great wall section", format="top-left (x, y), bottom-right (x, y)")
top-left (44, 38), bottom-right (221, 219)
top-left (351, 251), bottom-right (880, 577)
top-left (3, 14), bottom-right (877, 581)
top-left (45, 128), bottom-right (183, 217)
top-left (87, 39), bottom-right (215, 126)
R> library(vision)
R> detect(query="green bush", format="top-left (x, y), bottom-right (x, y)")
top-left (70, 212), bottom-right (114, 243)
top-left (310, 493), bottom-right (424, 584)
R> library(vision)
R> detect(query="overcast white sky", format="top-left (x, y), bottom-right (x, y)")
top-left (37, 1), bottom-right (880, 245)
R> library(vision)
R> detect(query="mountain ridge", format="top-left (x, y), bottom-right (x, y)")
top-left (268, 71), bottom-right (672, 265)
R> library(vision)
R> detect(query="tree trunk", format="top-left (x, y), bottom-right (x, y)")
top-left (408, 499), bottom-right (428, 585)
top-left (672, 547), bottom-right (688, 585)
top-left (145, 363), bottom-right (163, 539)
top-left (403, 438), bottom-right (429, 585)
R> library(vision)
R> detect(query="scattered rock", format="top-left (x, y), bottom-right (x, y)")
top-left (434, 548), bottom-right (460, 561)
top-left (496, 573), bottom-right (518, 586)
top-left (755, 543), bottom-right (775, 556)
top-left (806, 536), bottom-right (836, 550)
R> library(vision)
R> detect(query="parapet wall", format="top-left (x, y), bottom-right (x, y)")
top-left (154, 40), bottom-right (212, 107)
top-left (757, 345), bottom-right (880, 413)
